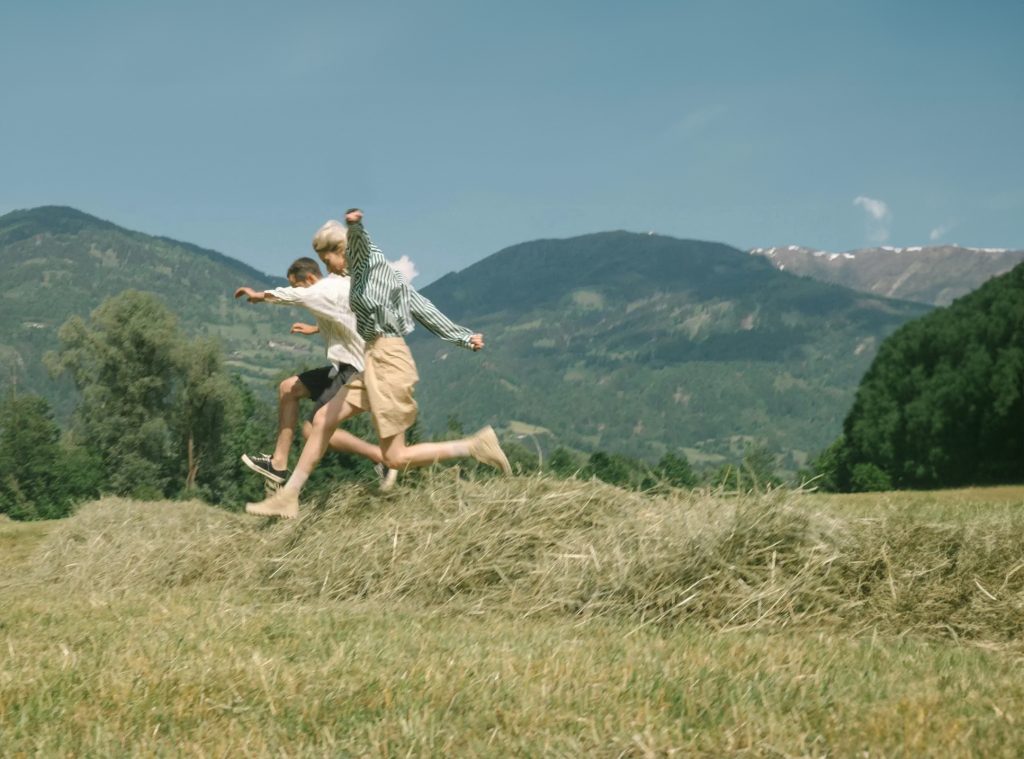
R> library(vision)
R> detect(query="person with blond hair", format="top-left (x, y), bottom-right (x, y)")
top-left (245, 209), bottom-right (509, 519)
top-left (234, 254), bottom-right (391, 488)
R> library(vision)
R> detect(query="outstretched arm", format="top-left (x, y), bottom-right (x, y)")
top-left (344, 208), bottom-right (482, 350)
top-left (234, 286), bottom-right (267, 303)
top-left (408, 288), bottom-right (483, 350)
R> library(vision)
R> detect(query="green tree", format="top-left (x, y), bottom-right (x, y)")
top-left (209, 378), bottom-right (276, 508)
top-left (304, 413), bottom-right (383, 495)
top-left (705, 463), bottom-right (741, 491)
top-left (501, 439), bottom-right (541, 475)
top-left (705, 443), bottom-right (782, 492)
top-left (742, 442), bottom-right (782, 489)
top-left (836, 263), bottom-right (1024, 489)
top-left (445, 414), bottom-right (465, 438)
top-left (0, 394), bottom-right (100, 520)
top-left (584, 450), bottom-right (654, 490)
top-left (547, 447), bottom-right (582, 477)
top-left (47, 291), bottom-right (181, 498)
top-left (47, 290), bottom-right (259, 505)
top-left (849, 462), bottom-right (892, 492)
top-left (654, 451), bottom-right (697, 488)
top-left (174, 340), bottom-right (270, 505)
top-left (805, 436), bottom-right (849, 491)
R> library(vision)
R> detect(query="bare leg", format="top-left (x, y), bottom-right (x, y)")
top-left (287, 391), bottom-right (364, 489)
top-left (272, 376), bottom-right (310, 470)
top-left (301, 421), bottom-right (384, 465)
top-left (379, 433), bottom-right (470, 470)
top-left (245, 391), bottom-right (363, 519)
top-left (246, 405), bottom-right (508, 518)
top-left (379, 427), bottom-right (511, 474)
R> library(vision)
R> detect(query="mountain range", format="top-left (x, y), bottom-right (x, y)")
top-left (409, 232), bottom-right (929, 466)
top-left (7, 206), bottom-right (1013, 468)
top-left (750, 244), bottom-right (1024, 306)
top-left (0, 206), bottom-right (313, 418)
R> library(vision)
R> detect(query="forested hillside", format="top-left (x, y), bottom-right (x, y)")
top-left (0, 207), bottom-right (319, 417)
top-left (411, 232), bottom-right (930, 463)
top-left (2, 208), bottom-right (944, 468)
top-left (822, 261), bottom-right (1024, 490)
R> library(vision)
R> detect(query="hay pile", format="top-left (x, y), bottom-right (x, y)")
top-left (21, 475), bottom-right (1024, 639)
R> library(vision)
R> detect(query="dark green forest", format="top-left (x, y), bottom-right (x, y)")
top-left (814, 262), bottom-right (1024, 491)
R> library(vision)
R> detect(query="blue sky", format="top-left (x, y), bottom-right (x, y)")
top-left (3, 1), bottom-right (1022, 284)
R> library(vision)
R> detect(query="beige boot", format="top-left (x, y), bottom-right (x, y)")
top-left (245, 488), bottom-right (300, 519)
top-left (470, 426), bottom-right (512, 474)
top-left (379, 467), bottom-right (399, 492)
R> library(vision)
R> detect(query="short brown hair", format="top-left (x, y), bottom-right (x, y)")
top-left (287, 257), bottom-right (322, 281)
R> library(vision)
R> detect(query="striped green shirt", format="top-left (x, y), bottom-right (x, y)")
top-left (346, 220), bottom-right (475, 349)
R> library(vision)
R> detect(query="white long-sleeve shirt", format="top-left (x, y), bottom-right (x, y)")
top-left (265, 274), bottom-right (365, 371)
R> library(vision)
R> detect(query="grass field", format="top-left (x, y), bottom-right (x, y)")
top-left (2, 480), bottom-right (1024, 756)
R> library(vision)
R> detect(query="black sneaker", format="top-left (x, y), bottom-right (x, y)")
top-left (241, 453), bottom-right (289, 485)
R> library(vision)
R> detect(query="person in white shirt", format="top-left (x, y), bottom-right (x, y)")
top-left (234, 256), bottom-right (389, 486)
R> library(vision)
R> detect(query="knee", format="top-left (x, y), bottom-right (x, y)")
top-left (308, 407), bottom-right (329, 432)
top-left (279, 376), bottom-right (304, 401)
top-left (382, 451), bottom-right (408, 470)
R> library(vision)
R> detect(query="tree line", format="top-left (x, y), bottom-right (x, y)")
top-left (9, 256), bottom-right (1018, 520)
top-left (809, 262), bottom-right (1024, 491)
top-left (1, 292), bottom-right (273, 519)
top-left (6, 291), bottom-right (760, 521)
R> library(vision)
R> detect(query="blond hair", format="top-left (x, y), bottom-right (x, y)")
top-left (312, 220), bottom-right (347, 253)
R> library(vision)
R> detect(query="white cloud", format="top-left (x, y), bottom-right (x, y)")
top-left (929, 224), bottom-right (950, 242)
top-left (853, 195), bottom-right (892, 244)
top-left (389, 255), bottom-right (419, 282)
top-left (853, 195), bottom-right (890, 221)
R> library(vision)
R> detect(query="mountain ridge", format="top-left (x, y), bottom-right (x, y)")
top-left (0, 206), bottom-right (315, 419)
top-left (412, 231), bottom-right (930, 462)
top-left (750, 243), bottom-right (1024, 305)
top-left (0, 206), bottom-right (280, 285)
top-left (0, 206), bottom-right (949, 464)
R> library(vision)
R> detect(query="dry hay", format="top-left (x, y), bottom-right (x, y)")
top-left (17, 474), bottom-right (1024, 640)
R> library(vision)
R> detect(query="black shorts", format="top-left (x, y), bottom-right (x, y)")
top-left (297, 363), bottom-right (359, 420)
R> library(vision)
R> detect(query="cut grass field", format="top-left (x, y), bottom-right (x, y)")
top-left (2, 480), bottom-right (1024, 756)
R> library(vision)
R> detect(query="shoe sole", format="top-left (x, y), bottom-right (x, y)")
top-left (245, 503), bottom-right (298, 519)
top-left (241, 453), bottom-right (287, 484)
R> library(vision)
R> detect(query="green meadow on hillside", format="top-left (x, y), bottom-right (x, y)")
top-left (3, 478), bottom-right (1024, 755)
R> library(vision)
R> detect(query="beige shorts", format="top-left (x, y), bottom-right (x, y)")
top-left (342, 336), bottom-right (420, 440)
